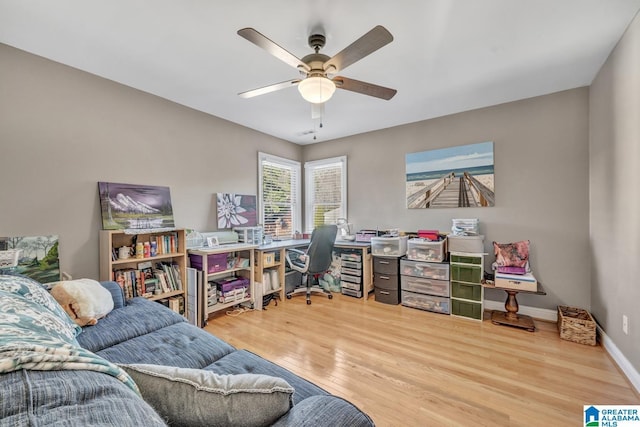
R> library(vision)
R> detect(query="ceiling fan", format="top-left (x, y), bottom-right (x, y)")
top-left (237, 25), bottom-right (397, 104)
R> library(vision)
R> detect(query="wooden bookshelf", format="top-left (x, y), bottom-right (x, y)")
top-left (99, 228), bottom-right (187, 314)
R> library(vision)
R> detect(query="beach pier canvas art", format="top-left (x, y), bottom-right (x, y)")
top-left (98, 182), bottom-right (175, 230)
top-left (406, 141), bottom-right (495, 208)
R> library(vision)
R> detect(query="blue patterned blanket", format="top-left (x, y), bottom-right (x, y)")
top-left (0, 275), bottom-right (139, 394)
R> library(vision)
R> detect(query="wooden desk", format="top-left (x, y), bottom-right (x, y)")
top-left (254, 239), bottom-right (309, 304)
top-left (484, 282), bottom-right (546, 332)
top-left (254, 239), bottom-right (373, 301)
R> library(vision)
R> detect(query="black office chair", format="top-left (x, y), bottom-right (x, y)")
top-left (285, 224), bottom-right (337, 305)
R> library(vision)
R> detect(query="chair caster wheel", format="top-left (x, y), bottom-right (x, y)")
top-left (306, 300), bottom-right (311, 305)
top-left (286, 295), bottom-right (292, 299)
top-left (328, 294), bottom-right (333, 299)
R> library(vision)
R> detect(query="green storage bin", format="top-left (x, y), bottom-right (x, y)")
top-left (450, 264), bottom-right (482, 283)
top-left (451, 281), bottom-right (482, 301)
top-left (450, 254), bottom-right (482, 265)
top-left (452, 299), bottom-right (483, 320)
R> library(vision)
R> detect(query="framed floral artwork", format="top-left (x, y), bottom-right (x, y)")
top-left (217, 193), bottom-right (258, 229)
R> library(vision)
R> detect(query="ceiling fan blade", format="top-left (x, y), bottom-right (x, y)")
top-left (323, 25), bottom-right (393, 73)
top-left (238, 79), bottom-right (300, 99)
top-left (333, 76), bottom-right (397, 100)
top-left (238, 28), bottom-right (310, 72)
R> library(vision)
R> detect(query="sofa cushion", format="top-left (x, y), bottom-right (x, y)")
top-left (78, 297), bottom-right (187, 352)
top-left (121, 363), bottom-right (294, 427)
top-left (204, 349), bottom-right (328, 405)
top-left (1, 369), bottom-right (167, 427)
top-left (100, 281), bottom-right (125, 309)
top-left (271, 395), bottom-right (374, 427)
top-left (93, 322), bottom-right (236, 368)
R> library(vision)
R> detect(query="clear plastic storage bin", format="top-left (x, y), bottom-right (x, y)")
top-left (406, 238), bottom-right (446, 262)
top-left (371, 236), bottom-right (408, 256)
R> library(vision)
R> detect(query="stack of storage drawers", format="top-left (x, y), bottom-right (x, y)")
top-left (450, 252), bottom-right (484, 320)
top-left (400, 259), bottom-right (450, 314)
top-left (373, 256), bottom-right (401, 304)
top-left (340, 252), bottom-right (363, 298)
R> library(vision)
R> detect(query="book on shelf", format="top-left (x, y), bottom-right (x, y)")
top-left (113, 264), bottom-right (182, 300)
top-left (168, 296), bottom-right (184, 315)
top-left (154, 270), bottom-right (171, 293)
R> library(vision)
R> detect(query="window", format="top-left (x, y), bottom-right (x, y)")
top-left (258, 152), bottom-right (301, 240)
top-left (305, 156), bottom-right (347, 233)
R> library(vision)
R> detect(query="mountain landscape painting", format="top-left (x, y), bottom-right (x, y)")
top-left (98, 182), bottom-right (175, 230)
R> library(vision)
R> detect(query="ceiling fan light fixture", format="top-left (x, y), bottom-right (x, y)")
top-left (298, 76), bottom-right (336, 104)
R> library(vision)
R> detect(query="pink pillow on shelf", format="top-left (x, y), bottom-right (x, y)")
top-left (493, 240), bottom-right (530, 268)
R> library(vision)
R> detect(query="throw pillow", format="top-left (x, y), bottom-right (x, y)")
top-left (49, 279), bottom-right (115, 327)
top-left (493, 240), bottom-right (530, 268)
top-left (120, 364), bottom-right (294, 427)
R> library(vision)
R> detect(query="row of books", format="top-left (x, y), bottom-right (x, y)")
top-left (110, 232), bottom-right (180, 261)
top-left (149, 232), bottom-right (179, 255)
top-left (113, 261), bottom-right (183, 300)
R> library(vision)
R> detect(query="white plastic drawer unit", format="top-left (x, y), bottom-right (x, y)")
top-left (340, 273), bottom-right (361, 284)
top-left (341, 253), bottom-right (362, 262)
top-left (340, 280), bottom-right (361, 291)
top-left (401, 291), bottom-right (450, 314)
top-left (400, 275), bottom-right (450, 297)
top-left (341, 267), bottom-right (361, 277)
top-left (400, 259), bottom-right (450, 281)
top-left (341, 260), bottom-right (362, 270)
top-left (406, 238), bottom-right (446, 262)
top-left (370, 236), bottom-right (408, 256)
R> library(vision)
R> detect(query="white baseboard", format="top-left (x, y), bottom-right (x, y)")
top-left (597, 325), bottom-right (640, 394)
top-left (484, 299), bottom-right (640, 394)
top-left (483, 299), bottom-right (557, 321)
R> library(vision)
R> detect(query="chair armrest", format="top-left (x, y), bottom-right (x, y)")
top-left (286, 248), bottom-right (306, 256)
top-left (285, 249), bottom-right (309, 274)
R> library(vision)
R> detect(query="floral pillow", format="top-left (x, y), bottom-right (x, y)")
top-left (0, 275), bottom-right (81, 340)
top-left (493, 240), bottom-right (530, 268)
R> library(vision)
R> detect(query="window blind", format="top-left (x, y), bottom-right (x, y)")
top-left (305, 156), bottom-right (347, 233)
top-left (258, 153), bottom-right (301, 240)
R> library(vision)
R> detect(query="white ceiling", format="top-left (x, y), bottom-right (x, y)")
top-left (1, 1), bottom-right (639, 145)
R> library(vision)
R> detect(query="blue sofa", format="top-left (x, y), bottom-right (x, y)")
top-left (0, 278), bottom-right (374, 426)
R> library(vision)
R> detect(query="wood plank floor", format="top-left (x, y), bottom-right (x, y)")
top-left (204, 294), bottom-right (639, 427)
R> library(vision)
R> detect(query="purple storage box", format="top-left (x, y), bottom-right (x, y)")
top-left (215, 277), bottom-right (250, 293)
top-left (189, 253), bottom-right (228, 274)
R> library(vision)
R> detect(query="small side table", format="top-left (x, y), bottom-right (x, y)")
top-left (484, 282), bottom-right (546, 332)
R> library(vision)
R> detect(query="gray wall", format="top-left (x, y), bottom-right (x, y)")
top-left (0, 44), bottom-right (301, 279)
top-left (304, 88), bottom-right (591, 311)
top-left (589, 11), bottom-right (640, 371)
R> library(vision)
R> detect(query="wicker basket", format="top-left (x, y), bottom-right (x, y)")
top-left (0, 249), bottom-right (21, 269)
top-left (557, 305), bottom-right (596, 346)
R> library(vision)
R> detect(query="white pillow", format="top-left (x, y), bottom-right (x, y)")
top-left (120, 364), bottom-right (294, 427)
top-left (49, 278), bottom-right (114, 327)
